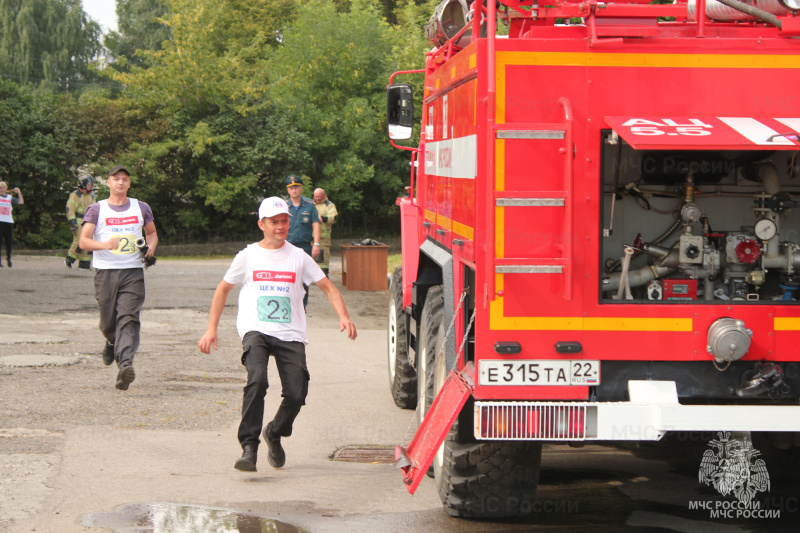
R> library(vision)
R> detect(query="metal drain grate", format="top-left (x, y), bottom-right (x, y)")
top-left (331, 445), bottom-right (395, 464)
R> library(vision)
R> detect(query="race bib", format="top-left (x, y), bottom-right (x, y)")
top-left (0, 206), bottom-right (9, 216)
top-left (257, 296), bottom-right (292, 323)
top-left (112, 234), bottom-right (139, 255)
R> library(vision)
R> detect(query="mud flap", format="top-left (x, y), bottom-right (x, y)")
top-left (396, 362), bottom-right (475, 494)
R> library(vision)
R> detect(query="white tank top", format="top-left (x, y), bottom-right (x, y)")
top-left (92, 199), bottom-right (145, 270)
top-left (0, 194), bottom-right (13, 224)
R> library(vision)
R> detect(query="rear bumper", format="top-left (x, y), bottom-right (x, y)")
top-left (475, 380), bottom-right (800, 441)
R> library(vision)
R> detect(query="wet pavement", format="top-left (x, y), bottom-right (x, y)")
top-left (3, 255), bottom-right (800, 532)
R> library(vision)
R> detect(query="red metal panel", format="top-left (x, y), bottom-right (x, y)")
top-left (397, 197), bottom-right (420, 310)
top-left (396, 364), bottom-right (475, 494)
top-left (605, 116), bottom-right (800, 150)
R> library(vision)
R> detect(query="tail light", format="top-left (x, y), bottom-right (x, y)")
top-left (479, 403), bottom-right (586, 440)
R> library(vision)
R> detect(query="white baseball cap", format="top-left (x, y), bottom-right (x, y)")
top-left (258, 197), bottom-right (289, 219)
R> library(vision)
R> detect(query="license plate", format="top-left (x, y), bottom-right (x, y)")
top-left (478, 360), bottom-right (600, 386)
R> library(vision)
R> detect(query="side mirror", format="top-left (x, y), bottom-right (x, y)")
top-left (387, 84), bottom-right (414, 141)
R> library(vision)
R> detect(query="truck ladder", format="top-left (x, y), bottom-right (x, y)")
top-left (488, 98), bottom-right (575, 301)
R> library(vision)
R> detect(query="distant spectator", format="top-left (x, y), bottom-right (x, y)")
top-left (0, 181), bottom-right (24, 268)
top-left (313, 188), bottom-right (337, 278)
top-left (284, 175), bottom-right (320, 309)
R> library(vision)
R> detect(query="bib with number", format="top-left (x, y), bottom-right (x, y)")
top-left (92, 199), bottom-right (145, 269)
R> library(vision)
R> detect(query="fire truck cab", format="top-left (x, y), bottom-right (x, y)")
top-left (387, 0), bottom-right (800, 518)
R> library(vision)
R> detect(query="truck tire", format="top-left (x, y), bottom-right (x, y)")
top-left (417, 285), bottom-right (444, 425)
top-left (432, 343), bottom-right (543, 518)
top-left (388, 267), bottom-right (416, 409)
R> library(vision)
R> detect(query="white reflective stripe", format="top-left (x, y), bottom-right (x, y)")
top-left (774, 118), bottom-right (800, 138)
top-left (424, 135), bottom-right (477, 179)
top-left (718, 117), bottom-right (793, 146)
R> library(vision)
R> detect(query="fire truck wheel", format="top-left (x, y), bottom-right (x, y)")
top-left (388, 267), bottom-right (417, 409)
top-left (417, 285), bottom-right (444, 425)
top-left (430, 342), bottom-right (542, 518)
top-left (434, 422), bottom-right (543, 518)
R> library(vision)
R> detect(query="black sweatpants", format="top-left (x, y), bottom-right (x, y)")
top-left (238, 331), bottom-right (310, 449)
top-left (0, 222), bottom-right (12, 261)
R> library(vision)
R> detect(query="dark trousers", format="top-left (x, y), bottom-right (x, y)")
top-left (94, 268), bottom-right (145, 367)
top-left (0, 222), bottom-right (12, 261)
top-left (289, 241), bottom-right (312, 308)
top-left (238, 331), bottom-right (310, 449)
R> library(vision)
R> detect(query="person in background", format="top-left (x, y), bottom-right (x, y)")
top-left (313, 188), bottom-right (337, 278)
top-left (198, 197), bottom-right (357, 472)
top-left (0, 181), bottom-right (24, 268)
top-left (65, 176), bottom-right (97, 270)
top-left (80, 165), bottom-right (158, 390)
top-left (284, 175), bottom-right (320, 309)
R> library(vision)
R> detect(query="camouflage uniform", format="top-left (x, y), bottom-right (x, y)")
top-left (65, 186), bottom-right (96, 268)
top-left (314, 199), bottom-right (338, 276)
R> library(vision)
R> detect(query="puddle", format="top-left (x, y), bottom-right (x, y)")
top-left (80, 502), bottom-right (307, 532)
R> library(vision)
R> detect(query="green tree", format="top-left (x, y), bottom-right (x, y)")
top-left (0, 78), bottom-right (106, 248)
top-left (104, 0), bottom-right (171, 69)
top-left (0, 0), bottom-right (101, 93)
top-left (101, 0), bottom-right (311, 241)
top-left (268, 0), bottom-right (416, 234)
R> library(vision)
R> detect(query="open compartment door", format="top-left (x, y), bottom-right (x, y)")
top-left (396, 363), bottom-right (475, 494)
top-left (605, 116), bottom-right (800, 151)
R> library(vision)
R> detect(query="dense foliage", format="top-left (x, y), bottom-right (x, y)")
top-left (0, 0), bottom-right (434, 248)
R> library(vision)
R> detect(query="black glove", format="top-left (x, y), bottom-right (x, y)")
top-left (321, 215), bottom-right (328, 223)
top-left (69, 218), bottom-right (78, 232)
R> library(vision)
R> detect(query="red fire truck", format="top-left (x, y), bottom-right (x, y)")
top-left (386, 0), bottom-right (800, 518)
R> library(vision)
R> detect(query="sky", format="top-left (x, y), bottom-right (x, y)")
top-left (82, 0), bottom-right (118, 33)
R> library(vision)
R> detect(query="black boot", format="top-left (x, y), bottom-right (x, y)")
top-left (78, 260), bottom-right (91, 270)
top-left (115, 365), bottom-right (135, 391)
top-left (234, 445), bottom-right (258, 471)
top-left (65, 256), bottom-right (75, 268)
top-left (322, 268), bottom-right (329, 278)
top-left (102, 341), bottom-right (115, 366)
top-left (264, 422), bottom-right (285, 468)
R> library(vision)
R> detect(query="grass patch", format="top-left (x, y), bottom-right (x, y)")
top-left (388, 253), bottom-right (401, 274)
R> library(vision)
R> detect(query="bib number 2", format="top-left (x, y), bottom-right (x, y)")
top-left (257, 296), bottom-right (291, 323)
top-left (112, 234), bottom-right (139, 255)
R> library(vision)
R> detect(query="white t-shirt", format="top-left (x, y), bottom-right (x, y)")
top-left (92, 199), bottom-right (145, 270)
top-left (0, 194), bottom-right (13, 223)
top-left (224, 241), bottom-right (325, 344)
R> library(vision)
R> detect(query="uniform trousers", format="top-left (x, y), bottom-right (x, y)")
top-left (67, 226), bottom-right (91, 262)
top-left (289, 242), bottom-right (313, 308)
top-left (94, 268), bottom-right (145, 368)
top-left (238, 331), bottom-right (310, 449)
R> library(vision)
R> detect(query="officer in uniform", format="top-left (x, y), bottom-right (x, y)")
top-left (284, 175), bottom-right (320, 309)
top-left (313, 188), bottom-right (337, 277)
top-left (65, 176), bottom-right (97, 269)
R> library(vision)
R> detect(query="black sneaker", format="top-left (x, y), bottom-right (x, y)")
top-left (234, 445), bottom-right (257, 471)
top-left (263, 422), bottom-right (285, 468)
top-left (102, 342), bottom-right (114, 365)
top-left (115, 365), bottom-right (135, 391)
